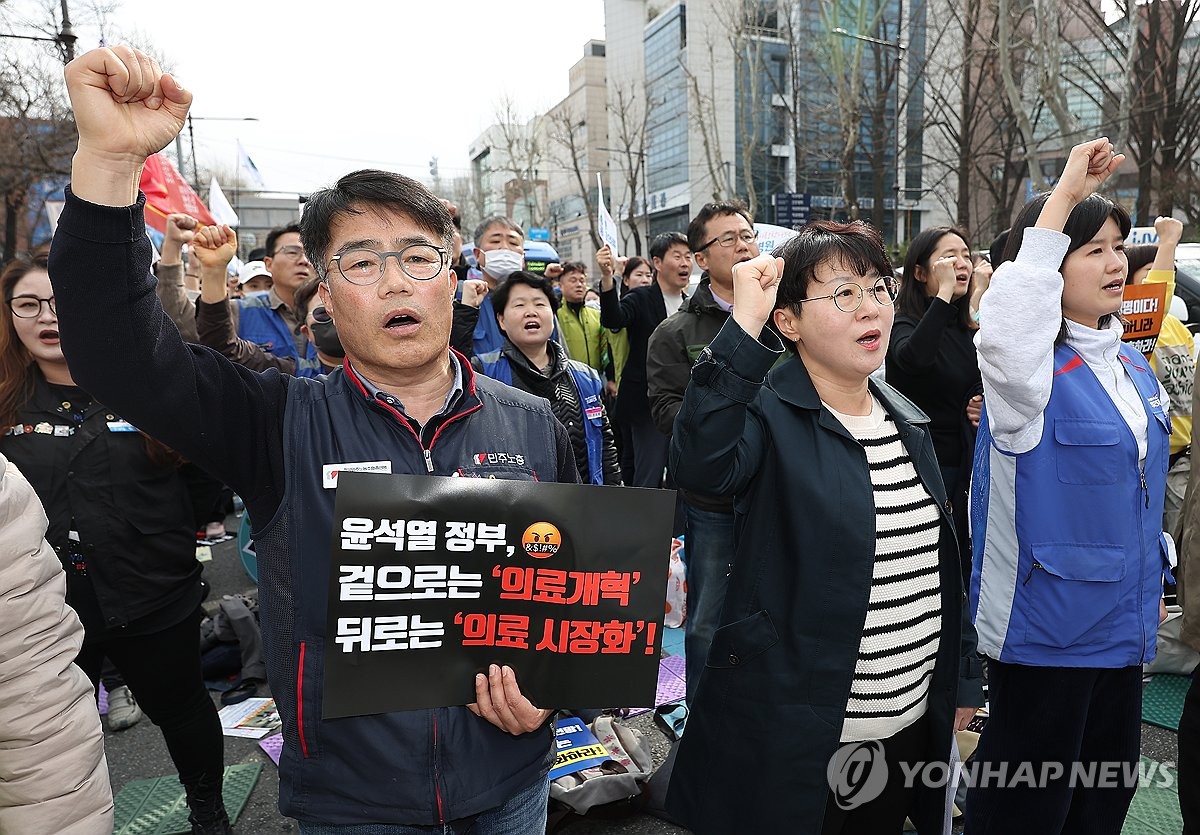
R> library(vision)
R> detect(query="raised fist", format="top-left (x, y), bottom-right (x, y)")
top-left (165, 213), bottom-right (198, 245)
top-left (731, 253), bottom-right (785, 336)
top-left (190, 225), bottom-right (238, 270)
top-left (461, 279), bottom-right (489, 308)
top-left (65, 45), bottom-right (192, 166)
top-left (1154, 216), bottom-right (1184, 246)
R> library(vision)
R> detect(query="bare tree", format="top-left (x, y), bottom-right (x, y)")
top-left (608, 80), bottom-right (648, 255)
top-left (0, 47), bottom-right (74, 260)
top-left (919, 0), bottom-right (1028, 237)
top-left (681, 17), bottom-right (734, 203)
top-left (546, 104), bottom-right (602, 250)
top-left (815, 0), bottom-right (891, 220)
top-left (491, 95), bottom-right (546, 230)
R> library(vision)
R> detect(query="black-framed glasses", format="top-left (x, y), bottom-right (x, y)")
top-left (798, 277), bottom-right (897, 313)
top-left (329, 245), bottom-right (449, 285)
top-left (698, 229), bottom-right (759, 252)
top-left (272, 245), bottom-right (308, 260)
top-left (7, 295), bottom-right (55, 319)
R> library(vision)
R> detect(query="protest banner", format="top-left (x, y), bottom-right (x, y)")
top-left (597, 174), bottom-right (620, 259)
top-left (753, 223), bottom-right (800, 255)
top-left (1121, 282), bottom-right (1169, 354)
top-left (139, 153), bottom-right (216, 234)
top-left (323, 472), bottom-right (675, 718)
top-left (550, 718), bottom-right (611, 780)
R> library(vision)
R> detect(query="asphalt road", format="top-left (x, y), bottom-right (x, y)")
top-left (99, 512), bottom-right (1181, 834)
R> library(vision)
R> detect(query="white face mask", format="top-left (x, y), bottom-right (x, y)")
top-left (481, 248), bottom-right (524, 281)
top-left (585, 299), bottom-right (601, 311)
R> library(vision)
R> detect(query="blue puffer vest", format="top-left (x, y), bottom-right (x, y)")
top-left (970, 343), bottom-right (1172, 667)
top-left (480, 354), bottom-right (606, 485)
top-left (236, 292), bottom-right (322, 377)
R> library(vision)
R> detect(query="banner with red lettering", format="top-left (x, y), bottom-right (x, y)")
top-left (322, 473), bottom-right (675, 718)
top-left (139, 153), bottom-right (215, 233)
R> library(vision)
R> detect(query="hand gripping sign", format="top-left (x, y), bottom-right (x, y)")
top-left (323, 473), bottom-right (676, 718)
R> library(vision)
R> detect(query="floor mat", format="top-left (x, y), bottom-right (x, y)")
top-left (1121, 757), bottom-right (1183, 835)
top-left (113, 763), bottom-right (261, 835)
top-left (1142, 674), bottom-right (1190, 731)
top-left (626, 656), bottom-right (687, 716)
top-left (661, 626), bottom-right (685, 657)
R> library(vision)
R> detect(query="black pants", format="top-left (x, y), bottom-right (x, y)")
top-left (965, 661), bottom-right (1142, 835)
top-left (628, 411), bottom-right (668, 489)
top-left (821, 714), bottom-right (929, 835)
top-left (76, 610), bottom-right (224, 791)
top-left (1181, 668), bottom-right (1200, 834)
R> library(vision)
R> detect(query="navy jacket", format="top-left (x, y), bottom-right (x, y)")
top-left (665, 319), bottom-right (983, 834)
top-left (599, 281), bottom-right (671, 421)
top-left (48, 189), bottom-right (578, 826)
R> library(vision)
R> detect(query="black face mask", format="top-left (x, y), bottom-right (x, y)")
top-left (310, 307), bottom-right (345, 359)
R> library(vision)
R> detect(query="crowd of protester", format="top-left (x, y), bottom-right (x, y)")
top-left (1, 43), bottom-right (1199, 835)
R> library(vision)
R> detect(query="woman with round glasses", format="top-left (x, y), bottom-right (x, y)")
top-left (664, 220), bottom-right (982, 834)
top-left (0, 255), bottom-right (230, 833)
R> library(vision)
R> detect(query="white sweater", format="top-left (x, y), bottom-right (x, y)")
top-left (976, 227), bottom-right (1167, 458)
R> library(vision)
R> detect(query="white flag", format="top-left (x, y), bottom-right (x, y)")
top-left (238, 141), bottom-right (266, 189)
top-left (596, 174), bottom-right (619, 260)
top-left (208, 177), bottom-right (240, 227)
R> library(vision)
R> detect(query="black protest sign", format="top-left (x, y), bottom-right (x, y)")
top-left (322, 472), bottom-right (676, 718)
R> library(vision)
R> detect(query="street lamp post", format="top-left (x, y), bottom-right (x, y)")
top-left (832, 6), bottom-right (907, 252)
top-left (0, 0), bottom-right (77, 62)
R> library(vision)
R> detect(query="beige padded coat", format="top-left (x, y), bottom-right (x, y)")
top-left (0, 453), bottom-right (113, 834)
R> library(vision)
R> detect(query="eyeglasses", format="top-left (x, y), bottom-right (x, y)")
top-left (328, 245), bottom-right (448, 285)
top-left (272, 245), bottom-right (309, 260)
top-left (7, 295), bottom-right (55, 318)
top-left (798, 277), bottom-right (897, 313)
top-left (698, 229), bottom-right (759, 252)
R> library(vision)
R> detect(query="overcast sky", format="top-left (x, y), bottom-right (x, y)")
top-left (9, 0), bottom-right (606, 193)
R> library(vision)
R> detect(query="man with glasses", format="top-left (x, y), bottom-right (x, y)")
top-left (556, 262), bottom-right (610, 378)
top-left (235, 222), bottom-right (323, 377)
top-left (647, 200), bottom-right (760, 702)
top-left (50, 45), bottom-right (578, 834)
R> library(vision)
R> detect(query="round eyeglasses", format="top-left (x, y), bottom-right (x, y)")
top-left (798, 277), bottom-right (897, 313)
top-left (328, 245), bottom-right (448, 285)
top-left (7, 295), bottom-right (55, 319)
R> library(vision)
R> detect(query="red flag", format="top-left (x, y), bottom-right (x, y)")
top-left (139, 153), bottom-right (216, 233)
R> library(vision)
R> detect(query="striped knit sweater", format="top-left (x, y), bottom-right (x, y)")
top-left (826, 395), bottom-right (943, 743)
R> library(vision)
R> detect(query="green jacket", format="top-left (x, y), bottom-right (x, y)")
top-left (558, 303), bottom-right (609, 378)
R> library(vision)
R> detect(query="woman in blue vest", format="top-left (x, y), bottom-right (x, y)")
top-left (968, 138), bottom-right (1172, 834)
top-left (476, 271), bottom-right (621, 485)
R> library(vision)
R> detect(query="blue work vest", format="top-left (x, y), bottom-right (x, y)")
top-left (236, 292), bottom-right (322, 377)
top-left (970, 342), bottom-right (1172, 667)
top-left (481, 355), bottom-right (606, 485)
